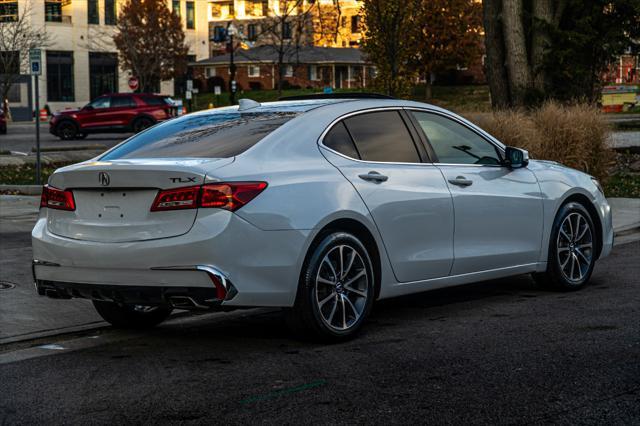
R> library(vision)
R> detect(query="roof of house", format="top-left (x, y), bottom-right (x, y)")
top-left (192, 45), bottom-right (369, 66)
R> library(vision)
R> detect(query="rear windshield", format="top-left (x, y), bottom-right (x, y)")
top-left (101, 111), bottom-right (299, 160)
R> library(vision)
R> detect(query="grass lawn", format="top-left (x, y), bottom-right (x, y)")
top-left (184, 85), bottom-right (492, 114)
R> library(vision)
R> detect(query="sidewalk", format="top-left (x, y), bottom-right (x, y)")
top-left (1, 195), bottom-right (638, 345)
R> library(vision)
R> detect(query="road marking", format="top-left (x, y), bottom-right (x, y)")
top-left (37, 344), bottom-right (65, 350)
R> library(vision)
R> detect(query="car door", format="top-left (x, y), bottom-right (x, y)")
top-left (319, 109), bottom-right (454, 283)
top-left (80, 96), bottom-right (111, 130)
top-left (108, 95), bottom-right (137, 128)
top-left (408, 110), bottom-right (543, 276)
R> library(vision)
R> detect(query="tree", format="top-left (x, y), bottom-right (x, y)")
top-left (411, 0), bottom-right (483, 99)
top-left (361, 0), bottom-right (417, 96)
top-left (113, 0), bottom-right (188, 93)
top-left (0, 0), bottom-right (49, 118)
top-left (483, 0), bottom-right (640, 108)
top-left (254, 0), bottom-right (317, 95)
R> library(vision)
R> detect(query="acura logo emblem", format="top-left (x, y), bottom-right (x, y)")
top-left (98, 172), bottom-right (110, 186)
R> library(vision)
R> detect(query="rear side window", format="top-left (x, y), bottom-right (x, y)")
top-left (323, 121), bottom-right (360, 159)
top-left (141, 95), bottom-right (166, 106)
top-left (101, 111), bottom-right (299, 159)
top-left (343, 111), bottom-right (420, 163)
top-left (111, 96), bottom-right (136, 108)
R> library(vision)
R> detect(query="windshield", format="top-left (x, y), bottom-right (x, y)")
top-left (101, 111), bottom-right (300, 160)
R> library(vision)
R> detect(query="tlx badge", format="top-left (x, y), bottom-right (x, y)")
top-left (170, 177), bottom-right (196, 183)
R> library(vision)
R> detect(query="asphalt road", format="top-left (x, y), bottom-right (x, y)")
top-left (1, 241), bottom-right (638, 425)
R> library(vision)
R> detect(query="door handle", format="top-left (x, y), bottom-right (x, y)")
top-left (448, 176), bottom-right (473, 187)
top-left (358, 171), bottom-right (388, 183)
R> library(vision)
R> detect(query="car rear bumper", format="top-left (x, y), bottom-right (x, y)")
top-left (32, 209), bottom-right (312, 307)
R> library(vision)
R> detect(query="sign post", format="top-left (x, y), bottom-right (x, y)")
top-left (29, 49), bottom-right (42, 185)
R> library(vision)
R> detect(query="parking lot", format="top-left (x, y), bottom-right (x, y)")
top-left (0, 193), bottom-right (639, 423)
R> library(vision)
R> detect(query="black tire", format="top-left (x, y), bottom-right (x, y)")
top-left (131, 116), bottom-right (154, 133)
top-left (93, 300), bottom-right (172, 329)
top-left (533, 201), bottom-right (598, 291)
top-left (56, 121), bottom-right (78, 140)
top-left (286, 231), bottom-right (375, 342)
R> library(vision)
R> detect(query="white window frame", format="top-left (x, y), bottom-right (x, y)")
top-left (248, 65), bottom-right (260, 77)
top-left (284, 65), bottom-right (293, 77)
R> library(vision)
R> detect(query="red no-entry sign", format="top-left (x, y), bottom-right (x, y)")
top-left (128, 77), bottom-right (139, 91)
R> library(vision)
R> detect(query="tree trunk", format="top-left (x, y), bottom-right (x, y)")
top-left (531, 0), bottom-right (553, 94)
top-left (502, 0), bottom-right (532, 106)
top-left (482, 0), bottom-right (511, 108)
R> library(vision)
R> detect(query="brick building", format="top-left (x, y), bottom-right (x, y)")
top-left (192, 45), bottom-right (374, 92)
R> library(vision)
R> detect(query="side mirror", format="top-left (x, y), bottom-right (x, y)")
top-left (504, 146), bottom-right (529, 168)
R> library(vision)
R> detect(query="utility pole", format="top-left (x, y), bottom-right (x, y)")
top-left (227, 23), bottom-right (237, 105)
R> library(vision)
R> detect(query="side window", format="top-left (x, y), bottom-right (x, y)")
top-left (323, 121), bottom-right (360, 159)
top-left (344, 111), bottom-right (421, 163)
top-left (111, 96), bottom-right (136, 108)
top-left (88, 96), bottom-right (110, 109)
top-left (141, 95), bottom-right (165, 106)
top-left (411, 111), bottom-right (502, 165)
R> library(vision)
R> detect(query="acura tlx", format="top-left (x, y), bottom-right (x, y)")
top-left (32, 95), bottom-right (613, 340)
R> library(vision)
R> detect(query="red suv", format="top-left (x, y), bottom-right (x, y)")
top-left (50, 93), bottom-right (177, 140)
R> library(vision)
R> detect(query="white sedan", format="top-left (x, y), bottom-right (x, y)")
top-left (32, 96), bottom-right (613, 340)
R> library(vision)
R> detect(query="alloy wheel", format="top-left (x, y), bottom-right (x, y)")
top-left (556, 212), bottom-right (593, 283)
top-left (315, 244), bottom-right (369, 331)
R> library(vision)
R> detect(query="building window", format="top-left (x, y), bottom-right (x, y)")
top-left (88, 0), bottom-right (99, 24)
top-left (261, 0), bottom-right (268, 15)
top-left (248, 65), bottom-right (260, 77)
top-left (282, 22), bottom-right (292, 40)
top-left (46, 51), bottom-right (74, 102)
top-left (104, 0), bottom-right (117, 25)
top-left (172, 0), bottom-right (180, 17)
top-left (308, 65), bottom-right (318, 81)
top-left (284, 65), bottom-right (293, 77)
top-left (351, 15), bottom-right (361, 33)
top-left (186, 1), bottom-right (195, 29)
top-left (45, 1), bottom-right (62, 22)
top-left (89, 52), bottom-right (118, 100)
top-left (212, 25), bottom-right (226, 42)
top-left (0, 2), bottom-right (18, 22)
top-left (247, 24), bottom-right (258, 41)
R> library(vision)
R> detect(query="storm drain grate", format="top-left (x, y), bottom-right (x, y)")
top-left (0, 281), bottom-right (16, 290)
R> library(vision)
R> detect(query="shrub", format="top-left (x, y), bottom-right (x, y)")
top-left (469, 102), bottom-right (613, 182)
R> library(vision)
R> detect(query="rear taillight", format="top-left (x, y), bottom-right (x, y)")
top-left (150, 182), bottom-right (267, 212)
top-left (200, 182), bottom-right (268, 211)
top-left (40, 185), bottom-right (76, 211)
top-left (150, 186), bottom-right (200, 211)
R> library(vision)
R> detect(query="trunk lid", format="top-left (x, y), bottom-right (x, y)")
top-left (47, 158), bottom-right (232, 243)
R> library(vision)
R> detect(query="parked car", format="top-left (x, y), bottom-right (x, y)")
top-left (0, 109), bottom-right (6, 134)
top-left (49, 93), bottom-right (178, 140)
top-left (33, 95), bottom-right (613, 341)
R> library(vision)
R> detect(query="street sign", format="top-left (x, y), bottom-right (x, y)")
top-left (214, 86), bottom-right (221, 96)
top-left (29, 49), bottom-right (41, 76)
top-left (186, 79), bottom-right (193, 91)
top-left (185, 91), bottom-right (192, 100)
top-left (231, 80), bottom-right (237, 93)
top-left (128, 76), bottom-right (139, 91)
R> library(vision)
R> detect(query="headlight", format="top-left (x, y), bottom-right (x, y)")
top-left (591, 177), bottom-right (604, 196)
